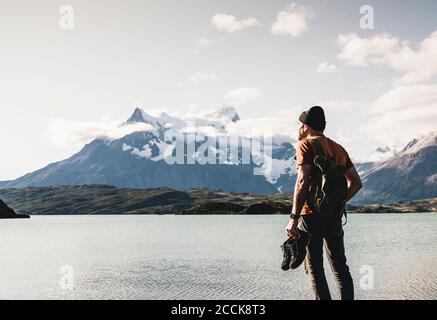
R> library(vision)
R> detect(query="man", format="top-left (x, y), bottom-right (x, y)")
top-left (285, 106), bottom-right (362, 300)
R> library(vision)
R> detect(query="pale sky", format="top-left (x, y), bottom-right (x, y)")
top-left (1, 0), bottom-right (437, 180)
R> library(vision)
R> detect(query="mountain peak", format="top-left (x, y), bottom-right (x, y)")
top-left (207, 106), bottom-right (240, 123)
top-left (127, 107), bottom-right (147, 124)
top-left (126, 107), bottom-right (164, 128)
top-left (402, 130), bottom-right (437, 155)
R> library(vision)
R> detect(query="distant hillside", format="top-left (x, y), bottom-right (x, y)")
top-left (0, 181), bottom-right (9, 188)
top-left (354, 161), bottom-right (376, 176)
top-left (347, 198), bottom-right (437, 213)
top-left (0, 185), bottom-right (435, 215)
top-left (0, 185), bottom-right (195, 215)
top-left (353, 131), bottom-right (437, 204)
top-left (0, 185), bottom-right (288, 215)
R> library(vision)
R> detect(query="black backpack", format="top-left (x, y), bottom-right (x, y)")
top-left (306, 138), bottom-right (348, 224)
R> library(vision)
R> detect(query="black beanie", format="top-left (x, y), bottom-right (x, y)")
top-left (299, 106), bottom-right (326, 131)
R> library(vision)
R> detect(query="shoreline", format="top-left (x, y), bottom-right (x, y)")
top-left (1, 185), bottom-right (436, 216)
top-left (6, 211), bottom-right (435, 217)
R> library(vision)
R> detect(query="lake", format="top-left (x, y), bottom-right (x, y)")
top-left (0, 214), bottom-right (436, 300)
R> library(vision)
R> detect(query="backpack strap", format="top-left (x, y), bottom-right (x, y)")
top-left (343, 208), bottom-right (348, 226)
top-left (305, 138), bottom-right (325, 215)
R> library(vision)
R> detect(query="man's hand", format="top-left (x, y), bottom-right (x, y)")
top-left (286, 218), bottom-right (300, 239)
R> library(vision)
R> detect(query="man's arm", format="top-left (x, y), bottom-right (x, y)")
top-left (292, 164), bottom-right (312, 215)
top-left (286, 164), bottom-right (311, 238)
top-left (344, 166), bottom-right (362, 203)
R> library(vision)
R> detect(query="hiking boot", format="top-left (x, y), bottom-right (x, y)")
top-left (280, 230), bottom-right (309, 270)
top-left (281, 239), bottom-right (293, 270)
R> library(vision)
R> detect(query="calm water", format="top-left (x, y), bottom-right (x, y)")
top-left (0, 214), bottom-right (436, 300)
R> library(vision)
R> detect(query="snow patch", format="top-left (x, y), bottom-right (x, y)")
top-left (122, 143), bottom-right (133, 152)
top-left (122, 143), bottom-right (153, 159)
top-left (426, 174), bottom-right (437, 185)
top-left (132, 145), bottom-right (152, 158)
top-left (264, 158), bottom-right (294, 184)
top-left (402, 131), bottom-right (437, 155)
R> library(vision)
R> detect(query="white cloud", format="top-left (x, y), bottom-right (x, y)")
top-left (316, 61), bottom-right (338, 73)
top-left (225, 87), bottom-right (262, 106)
top-left (271, 3), bottom-right (314, 37)
top-left (193, 38), bottom-right (215, 54)
top-left (367, 145), bottom-right (400, 163)
top-left (47, 119), bottom-right (154, 147)
top-left (190, 72), bottom-right (218, 83)
top-left (338, 31), bottom-right (437, 85)
top-left (322, 100), bottom-right (365, 111)
top-left (360, 84), bottom-right (437, 147)
top-left (211, 14), bottom-right (260, 33)
top-left (196, 38), bottom-right (215, 47)
top-left (338, 33), bottom-right (399, 66)
top-left (193, 37), bottom-right (226, 54)
top-left (369, 84), bottom-right (437, 114)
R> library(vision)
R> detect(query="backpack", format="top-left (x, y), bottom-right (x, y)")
top-left (306, 138), bottom-right (348, 224)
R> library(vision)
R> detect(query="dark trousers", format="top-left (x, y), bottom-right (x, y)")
top-left (298, 214), bottom-right (354, 300)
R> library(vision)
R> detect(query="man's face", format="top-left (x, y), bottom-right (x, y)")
top-left (298, 122), bottom-right (307, 141)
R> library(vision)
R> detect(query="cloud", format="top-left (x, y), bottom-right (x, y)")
top-left (337, 33), bottom-right (399, 66)
top-left (190, 72), bottom-right (218, 83)
top-left (193, 38), bottom-right (216, 54)
top-left (316, 61), bottom-right (338, 73)
top-left (369, 84), bottom-right (437, 114)
top-left (360, 84), bottom-right (437, 146)
top-left (338, 31), bottom-right (437, 85)
top-left (225, 87), bottom-right (262, 106)
top-left (211, 14), bottom-right (260, 33)
top-left (196, 38), bottom-right (215, 47)
top-left (226, 116), bottom-right (297, 141)
top-left (271, 3), bottom-right (314, 37)
top-left (47, 118), bottom-right (154, 147)
top-left (322, 100), bottom-right (365, 111)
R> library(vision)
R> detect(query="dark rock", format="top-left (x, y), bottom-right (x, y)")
top-left (181, 202), bottom-right (246, 215)
top-left (0, 199), bottom-right (30, 219)
top-left (241, 201), bottom-right (291, 215)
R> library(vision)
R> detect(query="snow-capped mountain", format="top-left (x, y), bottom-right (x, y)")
top-left (126, 106), bottom-right (240, 130)
top-left (0, 107), bottom-right (297, 193)
top-left (352, 130), bottom-right (437, 204)
top-left (354, 161), bottom-right (376, 176)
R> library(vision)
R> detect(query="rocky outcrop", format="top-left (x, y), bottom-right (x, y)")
top-left (181, 200), bottom-right (291, 215)
top-left (0, 199), bottom-right (30, 219)
top-left (241, 201), bottom-right (291, 215)
top-left (181, 202), bottom-right (246, 215)
top-left (347, 197), bottom-right (437, 213)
